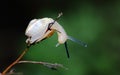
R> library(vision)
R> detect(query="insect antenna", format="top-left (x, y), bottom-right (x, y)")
top-left (48, 12), bottom-right (63, 29)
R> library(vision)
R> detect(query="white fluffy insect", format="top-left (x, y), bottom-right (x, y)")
top-left (25, 13), bottom-right (87, 58)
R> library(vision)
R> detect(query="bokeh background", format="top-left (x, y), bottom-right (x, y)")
top-left (0, 0), bottom-right (120, 75)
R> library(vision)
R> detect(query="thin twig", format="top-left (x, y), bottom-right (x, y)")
top-left (18, 60), bottom-right (67, 70)
top-left (0, 60), bottom-right (67, 75)
top-left (2, 48), bottom-right (29, 75)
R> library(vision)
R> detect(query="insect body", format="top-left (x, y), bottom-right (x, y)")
top-left (25, 13), bottom-right (87, 58)
top-left (25, 18), bottom-right (67, 45)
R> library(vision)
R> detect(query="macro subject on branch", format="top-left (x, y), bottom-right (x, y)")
top-left (1, 12), bottom-right (87, 75)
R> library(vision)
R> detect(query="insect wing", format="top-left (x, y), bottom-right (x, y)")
top-left (68, 36), bottom-right (87, 47)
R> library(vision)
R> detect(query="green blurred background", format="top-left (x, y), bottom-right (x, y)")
top-left (0, 0), bottom-right (120, 75)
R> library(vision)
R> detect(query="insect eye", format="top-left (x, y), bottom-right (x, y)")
top-left (48, 22), bottom-right (55, 29)
top-left (45, 21), bottom-right (55, 33)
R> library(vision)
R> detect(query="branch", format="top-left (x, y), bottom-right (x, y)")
top-left (1, 69), bottom-right (23, 75)
top-left (2, 48), bottom-right (29, 75)
top-left (18, 60), bottom-right (67, 70)
top-left (1, 47), bottom-right (67, 75)
top-left (0, 60), bottom-right (67, 75)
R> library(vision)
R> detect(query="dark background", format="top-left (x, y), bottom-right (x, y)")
top-left (0, 0), bottom-right (120, 75)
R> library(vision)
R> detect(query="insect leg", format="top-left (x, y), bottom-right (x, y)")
top-left (64, 42), bottom-right (70, 58)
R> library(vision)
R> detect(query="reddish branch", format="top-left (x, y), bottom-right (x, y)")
top-left (2, 48), bottom-right (29, 75)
